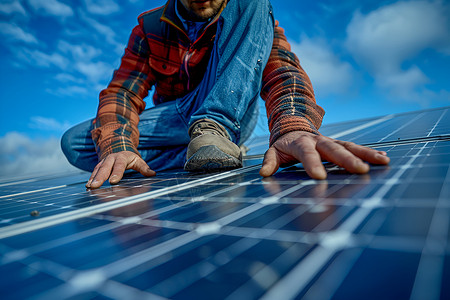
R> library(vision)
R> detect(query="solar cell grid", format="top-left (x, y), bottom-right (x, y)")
top-left (320, 107), bottom-right (450, 144)
top-left (0, 106), bottom-right (449, 299)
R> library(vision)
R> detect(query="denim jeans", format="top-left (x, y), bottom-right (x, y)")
top-left (61, 0), bottom-right (275, 172)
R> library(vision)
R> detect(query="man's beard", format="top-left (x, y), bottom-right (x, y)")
top-left (183, 0), bottom-right (226, 22)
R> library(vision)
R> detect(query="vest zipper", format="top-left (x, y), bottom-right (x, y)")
top-left (183, 45), bottom-right (194, 91)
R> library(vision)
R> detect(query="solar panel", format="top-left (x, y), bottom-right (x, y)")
top-left (1, 106), bottom-right (449, 300)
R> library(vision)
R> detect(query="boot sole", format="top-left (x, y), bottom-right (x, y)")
top-left (184, 145), bottom-right (243, 172)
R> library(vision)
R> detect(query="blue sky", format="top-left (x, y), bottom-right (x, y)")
top-left (1, 0), bottom-right (450, 177)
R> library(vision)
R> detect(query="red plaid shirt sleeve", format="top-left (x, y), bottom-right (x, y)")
top-left (91, 19), bottom-right (155, 161)
top-left (261, 21), bottom-right (325, 145)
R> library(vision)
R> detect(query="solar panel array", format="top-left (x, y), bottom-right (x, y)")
top-left (1, 106), bottom-right (449, 300)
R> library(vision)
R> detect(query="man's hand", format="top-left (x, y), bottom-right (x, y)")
top-left (86, 151), bottom-right (156, 189)
top-left (260, 131), bottom-right (390, 179)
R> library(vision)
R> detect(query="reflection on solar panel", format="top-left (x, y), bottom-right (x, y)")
top-left (1, 106), bottom-right (449, 300)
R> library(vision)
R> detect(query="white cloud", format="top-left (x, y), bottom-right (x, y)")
top-left (0, 22), bottom-right (38, 44)
top-left (83, 0), bottom-right (120, 15)
top-left (54, 73), bottom-right (84, 84)
top-left (57, 41), bottom-right (102, 61)
top-left (345, 0), bottom-right (450, 104)
top-left (75, 61), bottom-right (113, 83)
top-left (347, 1), bottom-right (449, 72)
top-left (81, 13), bottom-right (116, 39)
top-left (29, 116), bottom-right (72, 132)
top-left (0, 132), bottom-right (79, 178)
top-left (0, 0), bottom-right (27, 16)
top-left (79, 13), bottom-right (124, 53)
top-left (27, 0), bottom-right (74, 18)
top-left (46, 85), bottom-right (90, 97)
top-left (17, 48), bottom-right (69, 69)
top-left (291, 36), bottom-right (355, 97)
top-left (12, 38), bottom-right (113, 91)
top-left (57, 41), bottom-right (113, 85)
top-left (378, 65), bottom-right (429, 97)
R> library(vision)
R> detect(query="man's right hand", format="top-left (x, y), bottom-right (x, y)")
top-left (86, 151), bottom-right (156, 189)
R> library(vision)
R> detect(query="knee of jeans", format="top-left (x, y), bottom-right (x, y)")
top-left (60, 130), bottom-right (95, 172)
top-left (61, 126), bottom-right (88, 168)
top-left (61, 129), bottom-right (75, 161)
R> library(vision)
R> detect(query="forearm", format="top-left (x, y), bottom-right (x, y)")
top-left (261, 21), bottom-right (325, 145)
top-left (91, 22), bottom-right (154, 160)
top-left (92, 86), bottom-right (145, 160)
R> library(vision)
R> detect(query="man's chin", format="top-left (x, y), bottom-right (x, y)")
top-left (191, 8), bottom-right (216, 20)
top-left (187, 0), bottom-right (225, 21)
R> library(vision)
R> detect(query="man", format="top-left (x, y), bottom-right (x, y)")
top-left (61, 0), bottom-right (389, 189)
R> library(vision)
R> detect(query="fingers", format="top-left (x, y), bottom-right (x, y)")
top-left (86, 151), bottom-right (156, 189)
top-left (260, 134), bottom-right (327, 180)
top-left (260, 131), bottom-right (391, 180)
top-left (109, 155), bottom-right (128, 185)
top-left (260, 147), bottom-right (280, 177)
top-left (86, 160), bottom-right (103, 188)
top-left (335, 140), bottom-right (390, 165)
top-left (316, 137), bottom-right (369, 174)
top-left (87, 156), bottom-right (116, 189)
top-left (289, 136), bottom-right (327, 180)
top-left (129, 156), bottom-right (156, 178)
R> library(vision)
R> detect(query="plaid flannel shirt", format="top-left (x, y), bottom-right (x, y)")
top-left (92, 0), bottom-right (325, 161)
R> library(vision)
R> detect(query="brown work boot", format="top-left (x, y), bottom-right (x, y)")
top-left (184, 119), bottom-right (243, 172)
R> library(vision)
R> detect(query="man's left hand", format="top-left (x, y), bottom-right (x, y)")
top-left (259, 131), bottom-right (390, 179)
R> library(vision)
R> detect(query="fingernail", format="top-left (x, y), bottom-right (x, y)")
top-left (259, 168), bottom-right (268, 177)
top-left (86, 180), bottom-right (92, 187)
top-left (376, 153), bottom-right (388, 160)
top-left (312, 166), bottom-right (327, 179)
top-left (110, 175), bottom-right (119, 184)
top-left (357, 162), bottom-right (369, 172)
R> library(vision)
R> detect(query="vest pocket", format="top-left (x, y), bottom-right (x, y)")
top-left (149, 55), bottom-right (179, 76)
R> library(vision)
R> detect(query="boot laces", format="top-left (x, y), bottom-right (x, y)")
top-left (190, 119), bottom-right (230, 140)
